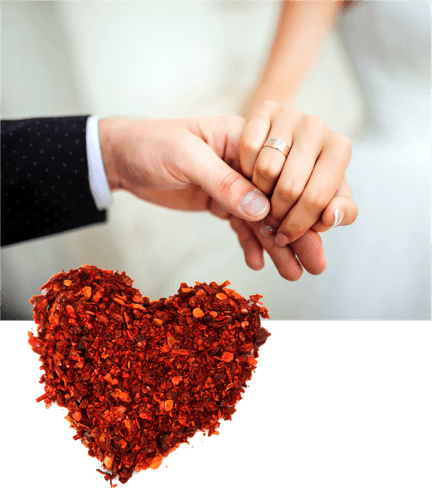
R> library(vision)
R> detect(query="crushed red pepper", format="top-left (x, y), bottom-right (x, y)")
top-left (29, 265), bottom-right (270, 485)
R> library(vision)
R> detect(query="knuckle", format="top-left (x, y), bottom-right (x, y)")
top-left (255, 159), bottom-right (281, 181)
top-left (304, 114), bottom-right (327, 134)
top-left (224, 115), bottom-right (246, 136)
top-left (170, 138), bottom-right (191, 163)
top-left (278, 182), bottom-right (303, 203)
top-left (241, 138), bottom-right (260, 157)
top-left (286, 105), bottom-right (304, 121)
top-left (304, 189), bottom-right (329, 210)
top-left (278, 103), bottom-right (294, 118)
top-left (292, 141), bottom-right (318, 156)
top-left (332, 132), bottom-right (352, 157)
top-left (219, 170), bottom-right (243, 196)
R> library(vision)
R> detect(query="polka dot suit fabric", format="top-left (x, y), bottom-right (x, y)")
top-left (1, 116), bottom-right (107, 247)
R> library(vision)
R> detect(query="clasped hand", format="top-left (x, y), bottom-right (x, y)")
top-left (99, 102), bottom-right (357, 280)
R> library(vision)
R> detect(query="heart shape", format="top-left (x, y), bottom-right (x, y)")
top-left (29, 265), bottom-right (270, 485)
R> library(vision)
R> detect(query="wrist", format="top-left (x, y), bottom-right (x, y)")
top-left (99, 118), bottom-right (122, 191)
top-left (242, 83), bottom-right (297, 118)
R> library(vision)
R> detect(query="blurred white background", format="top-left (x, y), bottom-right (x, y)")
top-left (1, 1), bottom-right (430, 320)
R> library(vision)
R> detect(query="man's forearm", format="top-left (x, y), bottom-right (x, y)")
top-left (243, 1), bottom-right (343, 115)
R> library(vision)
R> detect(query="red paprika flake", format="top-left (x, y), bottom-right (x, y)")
top-left (29, 265), bottom-right (270, 485)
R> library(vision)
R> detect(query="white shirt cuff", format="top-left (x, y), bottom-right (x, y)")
top-left (86, 115), bottom-right (114, 211)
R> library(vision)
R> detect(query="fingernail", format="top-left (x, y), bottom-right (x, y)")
top-left (275, 233), bottom-right (289, 247)
top-left (332, 209), bottom-right (344, 227)
top-left (260, 222), bottom-right (275, 237)
top-left (240, 190), bottom-right (269, 217)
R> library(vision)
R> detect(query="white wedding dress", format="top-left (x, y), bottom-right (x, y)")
top-left (2, 1), bottom-right (430, 320)
top-left (326, 2), bottom-right (431, 319)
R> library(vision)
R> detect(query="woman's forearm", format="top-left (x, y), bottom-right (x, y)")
top-left (243, 1), bottom-right (344, 116)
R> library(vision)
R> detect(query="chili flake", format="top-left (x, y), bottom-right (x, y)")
top-left (29, 265), bottom-right (270, 485)
top-left (221, 352), bottom-right (234, 363)
top-left (192, 308), bottom-right (204, 318)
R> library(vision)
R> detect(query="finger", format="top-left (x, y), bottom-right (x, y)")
top-left (251, 106), bottom-right (305, 197)
top-left (239, 110), bottom-right (271, 179)
top-left (274, 132), bottom-right (352, 246)
top-left (245, 220), bottom-right (304, 281)
top-left (230, 216), bottom-right (265, 271)
top-left (238, 219), bottom-right (326, 279)
top-left (289, 229), bottom-right (327, 275)
top-left (189, 138), bottom-right (270, 221)
top-left (260, 115), bottom-right (326, 237)
top-left (252, 146), bottom-right (287, 197)
top-left (312, 198), bottom-right (358, 232)
top-left (311, 176), bottom-right (358, 232)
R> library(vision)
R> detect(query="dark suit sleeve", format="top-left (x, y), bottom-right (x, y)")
top-left (1, 116), bottom-right (107, 247)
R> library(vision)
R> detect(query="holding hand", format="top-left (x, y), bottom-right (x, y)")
top-left (98, 111), bottom-right (357, 282)
top-left (240, 100), bottom-right (357, 244)
top-left (229, 101), bottom-right (358, 280)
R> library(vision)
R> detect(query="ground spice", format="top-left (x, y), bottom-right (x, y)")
top-left (29, 265), bottom-right (270, 485)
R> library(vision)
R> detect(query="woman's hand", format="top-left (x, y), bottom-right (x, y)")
top-left (229, 174), bottom-right (356, 281)
top-left (239, 101), bottom-right (358, 246)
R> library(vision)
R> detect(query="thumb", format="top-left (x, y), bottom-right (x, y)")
top-left (189, 139), bottom-right (270, 221)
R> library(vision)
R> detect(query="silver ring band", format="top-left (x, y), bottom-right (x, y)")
top-left (262, 138), bottom-right (291, 157)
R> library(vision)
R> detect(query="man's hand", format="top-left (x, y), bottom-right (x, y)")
top-left (98, 116), bottom-right (270, 220)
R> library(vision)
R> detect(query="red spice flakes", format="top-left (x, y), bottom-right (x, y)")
top-left (221, 352), bottom-right (234, 363)
top-left (29, 266), bottom-right (270, 485)
top-left (192, 308), bottom-right (204, 318)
